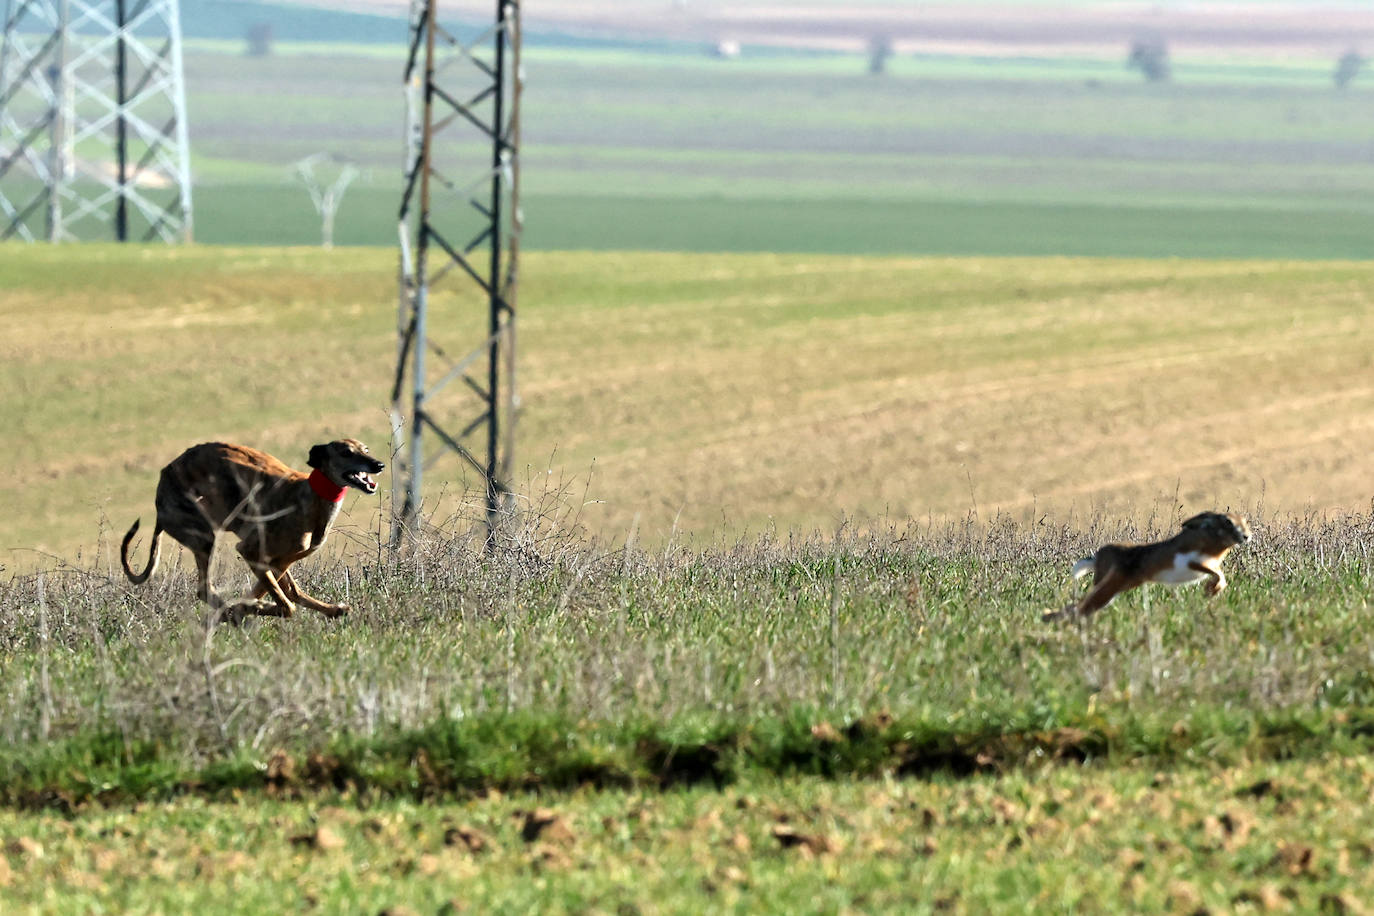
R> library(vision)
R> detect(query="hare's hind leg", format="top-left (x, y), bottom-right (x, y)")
top-left (1044, 563), bottom-right (1128, 622)
top-left (1071, 570), bottom-right (1132, 618)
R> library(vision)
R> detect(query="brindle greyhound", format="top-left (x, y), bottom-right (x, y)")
top-left (121, 439), bottom-right (384, 621)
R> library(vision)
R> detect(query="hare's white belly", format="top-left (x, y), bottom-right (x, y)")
top-left (1152, 550), bottom-right (1210, 586)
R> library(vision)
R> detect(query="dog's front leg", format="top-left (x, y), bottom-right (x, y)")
top-left (237, 541), bottom-right (296, 617)
top-left (255, 568), bottom-right (296, 617)
top-left (278, 568), bottom-right (349, 618)
top-left (241, 560), bottom-right (295, 617)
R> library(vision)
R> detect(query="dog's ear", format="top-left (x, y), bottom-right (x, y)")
top-left (307, 443), bottom-right (330, 470)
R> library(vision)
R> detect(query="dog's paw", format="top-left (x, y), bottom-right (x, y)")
top-left (321, 603), bottom-right (350, 619)
top-left (217, 600), bottom-right (257, 626)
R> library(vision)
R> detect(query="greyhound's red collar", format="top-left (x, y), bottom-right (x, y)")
top-left (308, 469), bottom-right (346, 503)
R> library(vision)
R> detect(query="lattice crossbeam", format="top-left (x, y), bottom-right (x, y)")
top-left (0, 0), bottom-right (192, 242)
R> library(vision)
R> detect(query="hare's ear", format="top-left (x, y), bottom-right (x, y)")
top-left (1179, 512), bottom-right (1212, 530)
top-left (307, 444), bottom-right (330, 470)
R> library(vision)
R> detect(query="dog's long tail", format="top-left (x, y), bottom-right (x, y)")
top-left (120, 518), bottom-right (163, 585)
top-left (1071, 557), bottom-right (1095, 581)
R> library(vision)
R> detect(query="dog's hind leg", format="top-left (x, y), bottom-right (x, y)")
top-left (192, 550), bottom-right (219, 606)
top-left (1042, 601), bottom-right (1078, 623)
top-left (191, 550), bottom-right (252, 625)
top-left (152, 472), bottom-right (223, 607)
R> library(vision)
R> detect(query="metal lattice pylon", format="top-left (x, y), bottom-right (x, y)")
top-left (0, 0), bottom-right (192, 241)
top-left (391, 0), bottom-right (521, 542)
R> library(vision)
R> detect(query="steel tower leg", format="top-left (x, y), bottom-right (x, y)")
top-left (392, 0), bottom-right (521, 545)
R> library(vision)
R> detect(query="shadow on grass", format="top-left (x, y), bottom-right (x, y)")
top-left (7, 706), bottom-right (1374, 811)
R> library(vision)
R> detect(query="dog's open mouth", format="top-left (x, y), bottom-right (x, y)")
top-left (345, 470), bottom-right (379, 494)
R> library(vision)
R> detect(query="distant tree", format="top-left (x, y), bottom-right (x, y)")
top-left (868, 35), bottom-right (894, 76)
top-left (1127, 37), bottom-right (1170, 83)
top-left (1335, 49), bottom-right (1364, 89)
top-left (245, 23), bottom-right (273, 58)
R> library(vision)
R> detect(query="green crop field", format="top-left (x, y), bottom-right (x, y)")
top-left (3, 244), bottom-right (1374, 910)
top-left (12, 37), bottom-right (1374, 255)
top-left (153, 41), bottom-right (1374, 257)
